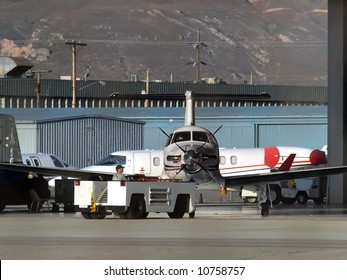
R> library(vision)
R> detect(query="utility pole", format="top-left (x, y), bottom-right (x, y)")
top-left (145, 68), bottom-right (151, 107)
top-left (31, 69), bottom-right (51, 108)
top-left (196, 29), bottom-right (201, 82)
top-left (65, 40), bottom-right (87, 108)
top-left (188, 29), bottom-right (207, 82)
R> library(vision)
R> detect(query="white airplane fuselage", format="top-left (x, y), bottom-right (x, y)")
top-left (77, 145), bottom-right (326, 191)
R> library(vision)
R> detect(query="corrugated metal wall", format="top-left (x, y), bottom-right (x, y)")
top-left (257, 123), bottom-right (328, 148)
top-left (142, 115), bottom-right (328, 150)
top-left (36, 116), bottom-right (143, 168)
top-left (0, 79), bottom-right (327, 106)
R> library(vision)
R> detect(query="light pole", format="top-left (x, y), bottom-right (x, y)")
top-left (65, 40), bottom-right (87, 108)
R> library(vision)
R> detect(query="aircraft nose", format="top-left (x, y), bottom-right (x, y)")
top-left (310, 149), bottom-right (327, 165)
top-left (183, 149), bottom-right (201, 173)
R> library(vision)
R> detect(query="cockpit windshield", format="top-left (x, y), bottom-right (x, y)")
top-left (168, 130), bottom-right (218, 145)
top-left (94, 155), bottom-right (126, 166)
top-left (172, 131), bottom-right (191, 143)
top-left (193, 131), bottom-right (218, 144)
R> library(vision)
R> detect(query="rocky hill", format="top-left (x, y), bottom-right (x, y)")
top-left (0, 0), bottom-right (327, 85)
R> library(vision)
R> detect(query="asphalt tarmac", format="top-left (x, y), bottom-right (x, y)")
top-left (1, 203), bottom-right (347, 260)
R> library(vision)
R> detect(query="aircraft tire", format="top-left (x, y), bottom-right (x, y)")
top-left (260, 202), bottom-right (269, 216)
top-left (51, 204), bottom-right (60, 212)
top-left (127, 194), bottom-right (147, 219)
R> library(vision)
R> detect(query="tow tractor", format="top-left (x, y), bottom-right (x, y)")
top-left (73, 179), bottom-right (197, 219)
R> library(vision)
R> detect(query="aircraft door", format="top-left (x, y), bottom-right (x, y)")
top-left (133, 152), bottom-right (151, 175)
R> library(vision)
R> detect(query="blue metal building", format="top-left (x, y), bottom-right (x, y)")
top-left (1, 105), bottom-right (327, 167)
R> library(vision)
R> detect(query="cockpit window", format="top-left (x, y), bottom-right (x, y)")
top-left (50, 155), bottom-right (65, 168)
top-left (94, 155), bottom-right (126, 166)
top-left (193, 131), bottom-right (218, 144)
top-left (193, 131), bottom-right (207, 142)
top-left (172, 131), bottom-right (191, 143)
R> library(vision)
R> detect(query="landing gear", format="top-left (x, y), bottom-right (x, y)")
top-left (260, 202), bottom-right (269, 216)
top-left (259, 184), bottom-right (272, 217)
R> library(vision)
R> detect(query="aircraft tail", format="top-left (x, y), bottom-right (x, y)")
top-left (277, 154), bottom-right (296, 171)
top-left (185, 91), bottom-right (195, 126)
top-left (0, 114), bottom-right (22, 164)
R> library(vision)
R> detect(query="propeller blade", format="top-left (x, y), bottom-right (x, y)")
top-left (198, 163), bottom-right (223, 188)
top-left (196, 125), bottom-right (223, 154)
top-left (212, 125), bottom-right (223, 136)
top-left (174, 163), bottom-right (187, 178)
top-left (159, 127), bottom-right (171, 139)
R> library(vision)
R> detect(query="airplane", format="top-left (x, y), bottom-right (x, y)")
top-left (47, 92), bottom-right (327, 208)
top-left (62, 144), bottom-right (324, 208)
top-left (0, 91), bottom-right (347, 216)
top-left (22, 153), bottom-right (74, 169)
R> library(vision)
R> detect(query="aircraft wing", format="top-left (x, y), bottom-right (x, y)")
top-left (0, 163), bottom-right (113, 180)
top-left (224, 165), bottom-right (347, 187)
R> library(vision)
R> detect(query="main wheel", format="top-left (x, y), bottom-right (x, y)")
top-left (51, 204), bottom-right (60, 212)
top-left (126, 195), bottom-right (147, 219)
top-left (260, 202), bottom-right (269, 216)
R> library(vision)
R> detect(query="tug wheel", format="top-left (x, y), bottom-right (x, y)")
top-left (81, 212), bottom-right (92, 219)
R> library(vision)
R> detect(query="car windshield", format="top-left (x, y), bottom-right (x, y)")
top-left (94, 155), bottom-right (126, 166)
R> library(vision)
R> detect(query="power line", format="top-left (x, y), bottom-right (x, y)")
top-left (7, 38), bottom-right (327, 47)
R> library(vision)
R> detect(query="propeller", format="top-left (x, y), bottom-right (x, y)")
top-left (161, 125), bottom-right (222, 177)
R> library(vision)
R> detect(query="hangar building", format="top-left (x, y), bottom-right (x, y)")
top-left (1, 106), bottom-right (327, 168)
